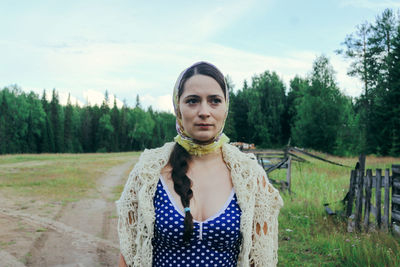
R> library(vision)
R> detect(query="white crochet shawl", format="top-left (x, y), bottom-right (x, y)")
top-left (116, 142), bottom-right (283, 267)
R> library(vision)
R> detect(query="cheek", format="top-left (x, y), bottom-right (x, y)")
top-left (179, 107), bottom-right (194, 125)
top-left (216, 106), bottom-right (227, 121)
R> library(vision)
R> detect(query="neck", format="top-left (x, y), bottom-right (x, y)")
top-left (191, 147), bottom-right (223, 162)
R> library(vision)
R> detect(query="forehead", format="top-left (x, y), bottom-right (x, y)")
top-left (181, 74), bottom-right (224, 97)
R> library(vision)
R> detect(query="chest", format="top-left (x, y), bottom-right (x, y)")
top-left (153, 179), bottom-right (242, 245)
top-left (162, 171), bottom-right (233, 222)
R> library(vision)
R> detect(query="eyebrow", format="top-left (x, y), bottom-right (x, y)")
top-left (183, 94), bottom-right (224, 99)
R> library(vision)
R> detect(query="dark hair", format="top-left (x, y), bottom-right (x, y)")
top-left (177, 62), bottom-right (227, 99)
top-left (170, 62), bottom-right (226, 242)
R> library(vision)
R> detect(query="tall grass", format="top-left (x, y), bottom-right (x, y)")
top-left (273, 154), bottom-right (400, 266)
top-left (0, 152), bottom-right (140, 201)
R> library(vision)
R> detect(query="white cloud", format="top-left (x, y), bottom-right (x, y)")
top-left (141, 94), bottom-right (174, 113)
top-left (58, 91), bottom-right (84, 106)
top-left (330, 54), bottom-right (364, 97)
top-left (82, 89), bottom-right (124, 108)
top-left (11, 39), bottom-right (363, 111)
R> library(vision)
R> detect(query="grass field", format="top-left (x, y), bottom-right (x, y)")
top-left (0, 152), bottom-right (140, 202)
top-left (271, 153), bottom-right (400, 266)
top-left (0, 151), bottom-right (399, 266)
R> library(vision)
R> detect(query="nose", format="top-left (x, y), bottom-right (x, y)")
top-left (198, 101), bottom-right (211, 118)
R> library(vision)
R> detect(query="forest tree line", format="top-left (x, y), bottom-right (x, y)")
top-left (0, 9), bottom-right (399, 156)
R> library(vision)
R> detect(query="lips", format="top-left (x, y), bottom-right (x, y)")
top-left (195, 123), bottom-right (213, 127)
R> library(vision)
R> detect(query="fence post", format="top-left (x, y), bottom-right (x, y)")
top-left (286, 156), bottom-right (292, 194)
top-left (354, 169), bottom-right (364, 232)
top-left (346, 170), bottom-right (356, 217)
top-left (383, 169), bottom-right (391, 231)
top-left (363, 169), bottom-right (372, 231)
top-left (359, 154), bottom-right (366, 174)
top-left (392, 164), bottom-right (400, 235)
top-left (375, 169), bottom-right (382, 229)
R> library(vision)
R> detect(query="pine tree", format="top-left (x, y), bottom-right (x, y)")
top-left (0, 91), bottom-right (8, 154)
top-left (292, 55), bottom-right (347, 153)
top-left (64, 94), bottom-right (73, 152)
top-left (111, 97), bottom-right (120, 151)
top-left (223, 75), bottom-right (237, 141)
top-left (367, 9), bottom-right (397, 154)
top-left (50, 89), bottom-right (63, 152)
top-left (388, 23), bottom-right (400, 155)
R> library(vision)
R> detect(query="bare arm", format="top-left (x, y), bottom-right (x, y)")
top-left (119, 253), bottom-right (127, 267)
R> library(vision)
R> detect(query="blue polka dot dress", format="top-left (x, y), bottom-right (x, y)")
top-left (152, 177), bottom-right (242, 267)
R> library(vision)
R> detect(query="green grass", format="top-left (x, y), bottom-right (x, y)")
top-left (273, 154), bottom-right (400, 266)
top-left (1, 151), bottom-right (399, 265)
top-left (0, 152), bottom-right (140, 201)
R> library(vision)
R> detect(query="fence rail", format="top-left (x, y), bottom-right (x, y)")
top-left (247, 147), bottom-right (349, 194)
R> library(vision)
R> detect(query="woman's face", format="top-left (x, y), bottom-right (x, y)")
top-left (179, 74), bottom-right (227, 143)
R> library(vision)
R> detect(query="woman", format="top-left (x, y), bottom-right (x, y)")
top-left (117, 62), bottom-right (283, 267)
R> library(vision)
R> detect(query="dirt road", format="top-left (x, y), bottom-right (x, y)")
top-left (0, 157), bottom-right (136, 267)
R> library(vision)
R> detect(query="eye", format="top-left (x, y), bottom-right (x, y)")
top-left (185, 98), bottom-right (198, 105)
top-left (210, 97), bottom-right (222, 105)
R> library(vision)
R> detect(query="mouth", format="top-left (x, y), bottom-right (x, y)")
top-left (195, 123), bottom-right (213, 128)
top-left (195, 123), bottom-right (213, 126)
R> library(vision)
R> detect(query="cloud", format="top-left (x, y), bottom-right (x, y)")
top-left (141, 94), bottom-right (174, 113)
top-left (82, 89), bottom-right (124, 108)
top-left (9, 39), bottom-right (363, 111)
top-left (330, 54), bottom-right (364, 97)
top-left (58, 91), bottom-right (84, 106)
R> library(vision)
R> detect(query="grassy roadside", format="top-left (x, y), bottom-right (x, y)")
top-left (0, 152), bottom-right (140, 202)
top-left (273, 154), bottom-right (400, 266)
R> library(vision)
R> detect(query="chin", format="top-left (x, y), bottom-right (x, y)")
top-left (192, 135), bottom-right (216, 144)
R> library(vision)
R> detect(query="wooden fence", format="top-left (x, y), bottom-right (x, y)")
top-left (247, 148), bottom-right (306, 193)
top-left (345, 164), bottom-right (400, 234)
top-left (246, 147), bottom-right (348, 194)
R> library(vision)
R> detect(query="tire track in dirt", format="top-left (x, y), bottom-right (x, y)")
top-left (0, 208), bottom-right (119, 250)
top-left (18, 157), bottom-right (137, 267)
top-left (0, 250), bottom-right (27, 267)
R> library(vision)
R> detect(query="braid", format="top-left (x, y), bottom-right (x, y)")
top-left (169, 143), bottom-right (194, 242)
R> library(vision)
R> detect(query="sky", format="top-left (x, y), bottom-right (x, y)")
top-left (1, 0), bottom-right (400, 112)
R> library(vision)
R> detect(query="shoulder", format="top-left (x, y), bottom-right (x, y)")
top-left (139, 142), bottom-right (175, 160)
top-left (222, 143), bottom-right (257, 163)
top-left (222, 143), bottom-right (263, 175)
top-left (134, 142), bottom-right (175, 170)
top-left (123, 142), bottom-right (175, 189)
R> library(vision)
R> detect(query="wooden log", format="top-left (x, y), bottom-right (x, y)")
top-left (375, 169), bottom-right (382, 228)
top-left (324, 204), bottom-right (336, 215)
top-left (392, 164), bottom-right (400, 175)
top-left (392, 211), bottom-right (400, 223)
top-left (392, 165), bottom-right (398, 228)
top-left (290, 147), bottom-right (350, 167)
top-left (363, 170), bottom-right (372, 231)
top-left (266, 158), bottom-right (288, 173)
top-left (392, 194), bottom-right (400, 205)
top-left (257, 153), bottom-right (285, 157)
top-left (355, 170), bottom-right (364, 232)
top-left (383, 169), bottom-right (390, 231)
top-left (286, 156), bottom-right (292, 194)
top-left (394, 181), bottom-right (400, 189)
top-left (346, 170), bottom-right (356, 217)
top-left (286, 152), bottom-right (307, 163)
top-left (371, 205), bottom-right (377, 218)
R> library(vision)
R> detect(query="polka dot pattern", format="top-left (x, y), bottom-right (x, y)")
top-left (152, 180), bottom-right (242, 267)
